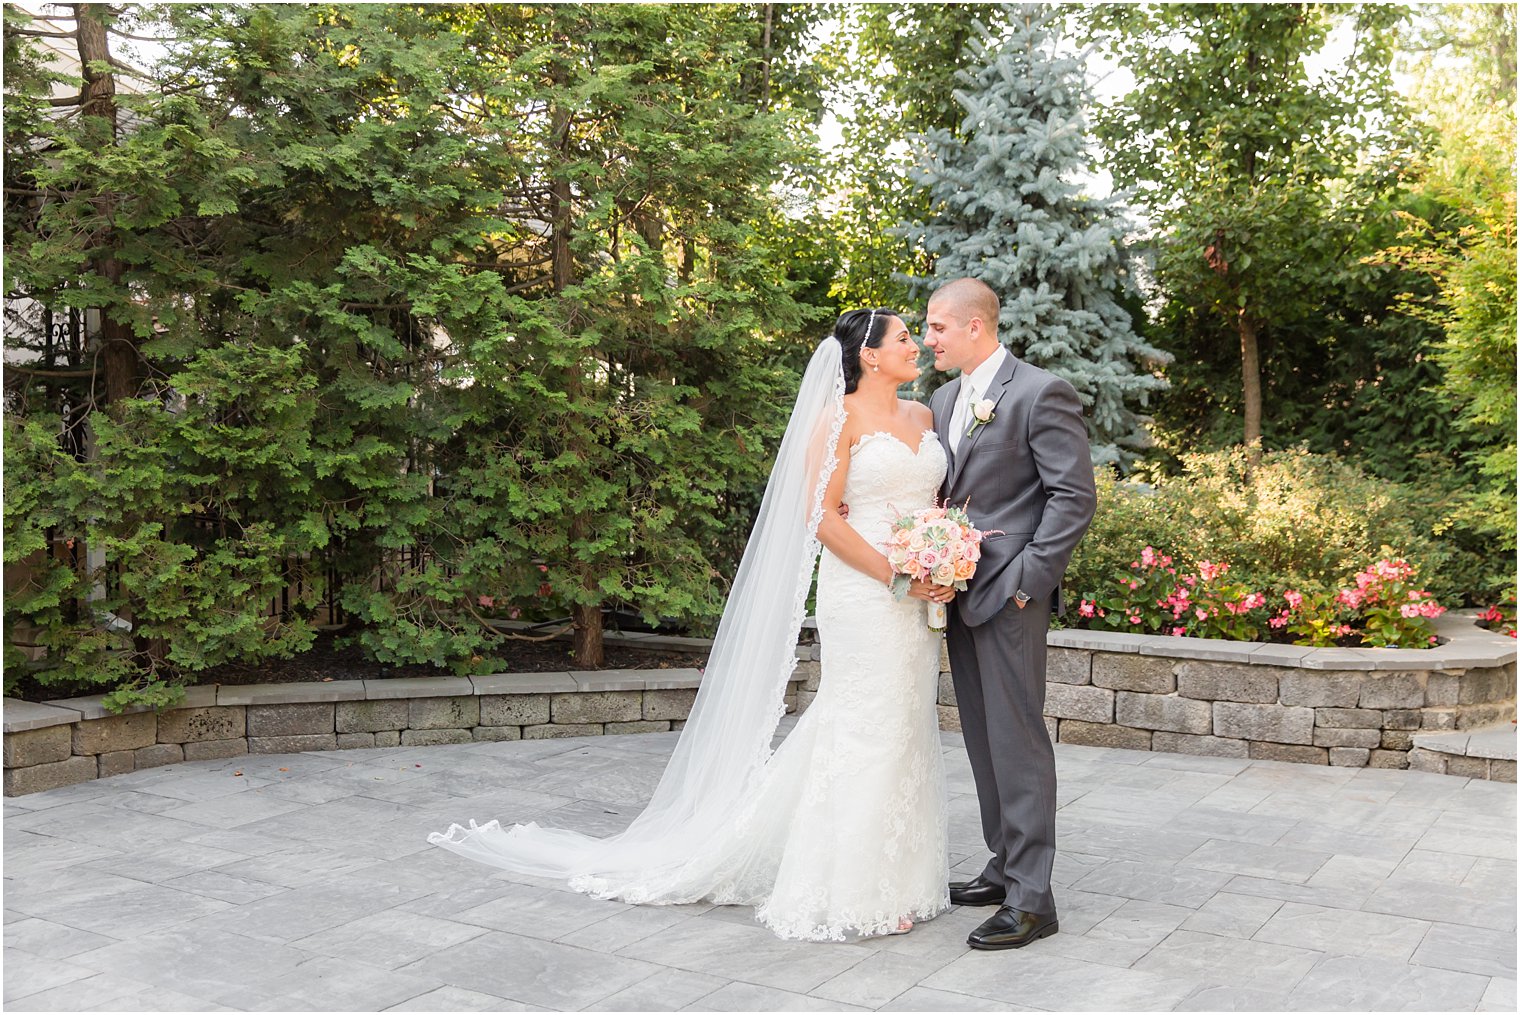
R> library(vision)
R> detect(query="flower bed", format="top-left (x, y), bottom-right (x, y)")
top-left (1076, 549), bottom-right (1448, 649)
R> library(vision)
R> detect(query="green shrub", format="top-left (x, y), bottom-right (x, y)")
top-left (1067, 446), bottom-right (1462, 627)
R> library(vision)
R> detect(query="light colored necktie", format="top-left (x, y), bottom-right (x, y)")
top-left (951, 380), bottom-right (977, 454)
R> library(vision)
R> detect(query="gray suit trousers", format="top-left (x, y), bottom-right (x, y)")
top-left (946, 591), bottom-right (1057, 915)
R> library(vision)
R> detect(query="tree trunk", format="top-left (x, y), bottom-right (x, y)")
top-left (1238, 308), bottom-right (1263, 469)
top-left (76, 5), bottom-right (137, 411)
top-left (548, 86), bottom-right (603, 669)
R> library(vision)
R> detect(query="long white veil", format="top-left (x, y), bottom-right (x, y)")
top-left (429, 338), bottom-right (846, 890)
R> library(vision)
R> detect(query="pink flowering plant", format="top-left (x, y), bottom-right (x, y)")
top-left (885, 503), bottom-right (988, 631)
top-left (1475, 599), bottom-right (1517, 638)
top-left (1077, 546), bottom-right (1447, 648)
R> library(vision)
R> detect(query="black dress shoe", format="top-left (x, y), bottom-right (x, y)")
top-left (948, 874), bottom-right (1006, 907)
top-left (967, 905), bottom-right (1059, 950)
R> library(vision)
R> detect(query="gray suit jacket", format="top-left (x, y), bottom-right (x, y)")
top-left (931, 353), bottom-right (1097, 627)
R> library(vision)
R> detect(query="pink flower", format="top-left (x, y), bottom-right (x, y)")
top-left (1141, 546), bottom-right (1157, 567)
top-left (1198, 559), bottom-right (1229, 581)
top-left (1195, 608), bottom-right (1209, 621)
top-left (1129, 614), bottom-right (1142, 625)
top-left (477, 595), bottom-right (495, 608)
top-left (539, 564), bottom-right (549, 573)
top-left (1172, 626), bottom-right (1186, 636)
top-left (1079, 600), bottom-right (1096, 618)
top-left (1284, 590), bottom-right (1303, 610)
top-left (508, 607), bottom-right (522, 619)
top-left (1429, 635), bottom-right (1439, 645)
top-left (1400, 603), bottom-right (1420, 619)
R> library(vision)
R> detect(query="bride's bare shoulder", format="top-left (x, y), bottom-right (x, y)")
top-left (900, 399), bottom-right (933, 427)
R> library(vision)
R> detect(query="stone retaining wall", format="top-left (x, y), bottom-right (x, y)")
top-left (918, 614), bottom-right (1516, 781)
top-left (3, 669), bottom-right (808, 797)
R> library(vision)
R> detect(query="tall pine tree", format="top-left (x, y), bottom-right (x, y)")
top-left (902, 5), bottom-right (1166, 468)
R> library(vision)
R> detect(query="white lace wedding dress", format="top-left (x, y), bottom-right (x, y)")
top-left (571, 427), bottom-right (951, 940)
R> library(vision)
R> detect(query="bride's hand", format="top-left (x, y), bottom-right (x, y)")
top-left (906, 579), bottom-right (955, 604)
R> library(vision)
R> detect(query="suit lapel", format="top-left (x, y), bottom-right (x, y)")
top-left (935, 378), bottom-right (960, 469)
top-left (946, 352), bottom-right (1019, 491)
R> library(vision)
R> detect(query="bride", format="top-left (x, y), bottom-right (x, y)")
top-left (430, 308), bottom-right (953, 941)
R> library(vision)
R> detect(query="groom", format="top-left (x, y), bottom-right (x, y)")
top-left (924, 277), bottom-right (1097, 950)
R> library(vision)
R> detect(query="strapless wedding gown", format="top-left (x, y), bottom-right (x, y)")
top-left (574, 428), bottom-right (951, 941)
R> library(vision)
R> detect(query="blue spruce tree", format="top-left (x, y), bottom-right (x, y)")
top-left (902, 4), bottom-right (1168, 468)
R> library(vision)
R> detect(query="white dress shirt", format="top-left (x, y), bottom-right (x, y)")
top-left (950, 345), bottom-right (1009, 454)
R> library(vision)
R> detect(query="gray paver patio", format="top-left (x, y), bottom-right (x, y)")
top-left (4, 718), bottom-right (1515, 1012)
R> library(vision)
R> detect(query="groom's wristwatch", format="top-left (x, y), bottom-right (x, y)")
top-left (1014, 590), bottom-right (1031, 607)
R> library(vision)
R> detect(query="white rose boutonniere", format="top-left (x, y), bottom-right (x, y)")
top-left (966, 398), bottom-right (996, 438)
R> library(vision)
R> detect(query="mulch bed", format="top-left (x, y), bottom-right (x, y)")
top-left (11, 629), bottom-right (710, 703)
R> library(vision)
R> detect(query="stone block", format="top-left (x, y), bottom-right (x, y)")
top-left (1043, 715), bottom-right (1057, 742)
top-left (938, 672), bottom-right (957, 706)
top-left (795, 689), bottom-right (816, 714)
top-left (374, 731), bottom-right (401, 747)
top-left (1314, 707), bottom-right (1382, 729)
top-left (1116, 692), bottom-right (1212, 734)
top-left (670, 720), bottom-right (686, 731)
top-left (1491, 759), bottom-right (1516, 783)
top-left (1247, 741), bottom-right (1327, 765)
top-left (1278, 671), bottom-right (1363, 708)
top-left (1329, 747), bottom-right (1370, 768)
top-left (72, 712), bottom-right (156, 755)
top-left (1048, 648), bottom-right (1093, 685)
top-left (2, 698), bottom-right (83, 733)
top-left (794, 660), bottom-right (822, 692)
top-left (606, 720), bottom-right (671, 735)
top-left (1175, 663), bottom-right (1277, 703)
top-left (1381, 709), bottom-right (1422, 731)
top-left (524, 723), bottom-right (603, 739)
top-left (478, 694), bottom-right (550, 726)
top-left (245, 703), bottom-right (335, 738)
top-left (184, 739), bottom-right (246, 761)
top-left (3, 755), bottom-right (96, 796)
top-left (249, 734), bottom-right (337, 754)
top-left (400, 728), bottom-right (472, 747)
top-left (550, 691), bottom-right (641, 724)
top-left (157, 706), bottom-right (245, 744)
top-left (135, 743), bottom-right (183, 770)
top-left (1424, 672), bottom-right (1461, 707)
top-left (1446, 755), bottom-right (1491, 779)
top-left (1380, 730), bottom-right (1414, 751)
top-left (1359, 672), bottom-right (1426, 709)
top-left (1458, 666), bottom-right (1516, 705)
top-left (1368, 748), bottom-right (1408, 769)
top-left (1151, 732), bottom-right (1248, 758)
top-left (1406, 748), bottom-right (1446, 774)
top-left (783, 692), bottom-right (797, 714)
top-left (3, 725), bottom-right (72, 768)
top-left (408, 696), bottom-right (479, 730)
top-left (336, 699), bottom-right (409, 733)
top-left (336, 732), bottom-right (375, 750)
top-left (1043, 683), bottom-right (1114, 723)
top-left (1458, 702), bottom-right (1516, 729)
top-left (1214, 702), bottom-right (1315, 745)
top-left (1422, 708), bottom-right (1458, 731)
top-left (97, 750), bottom-right (135, 777)
top-left (1093, 653), bottom-right (1174, 693)
top-left (1313, 727), bottom-right (1381, 748)
top-left (473, 725), bottom-right (522, 742)
top-left (937, 705), bottom-right (962, 733)
top-left (1057, 720), bottom-right (1152, 750)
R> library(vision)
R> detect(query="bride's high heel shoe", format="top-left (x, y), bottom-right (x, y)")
top-left (885, 917), bottom-right (914, 936)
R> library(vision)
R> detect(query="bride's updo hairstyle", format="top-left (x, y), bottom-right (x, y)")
top-left (831, 307), bottom-right (900, 394)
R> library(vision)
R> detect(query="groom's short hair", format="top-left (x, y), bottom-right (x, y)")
top-left (929, 278), bottom-right (1000, 336)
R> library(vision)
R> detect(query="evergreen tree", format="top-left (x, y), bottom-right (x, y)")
top-left (902, 5), bottom-right (1167, 468)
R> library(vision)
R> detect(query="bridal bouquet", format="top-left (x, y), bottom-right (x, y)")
top-left (885, 504), bottom-right (988, 631)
